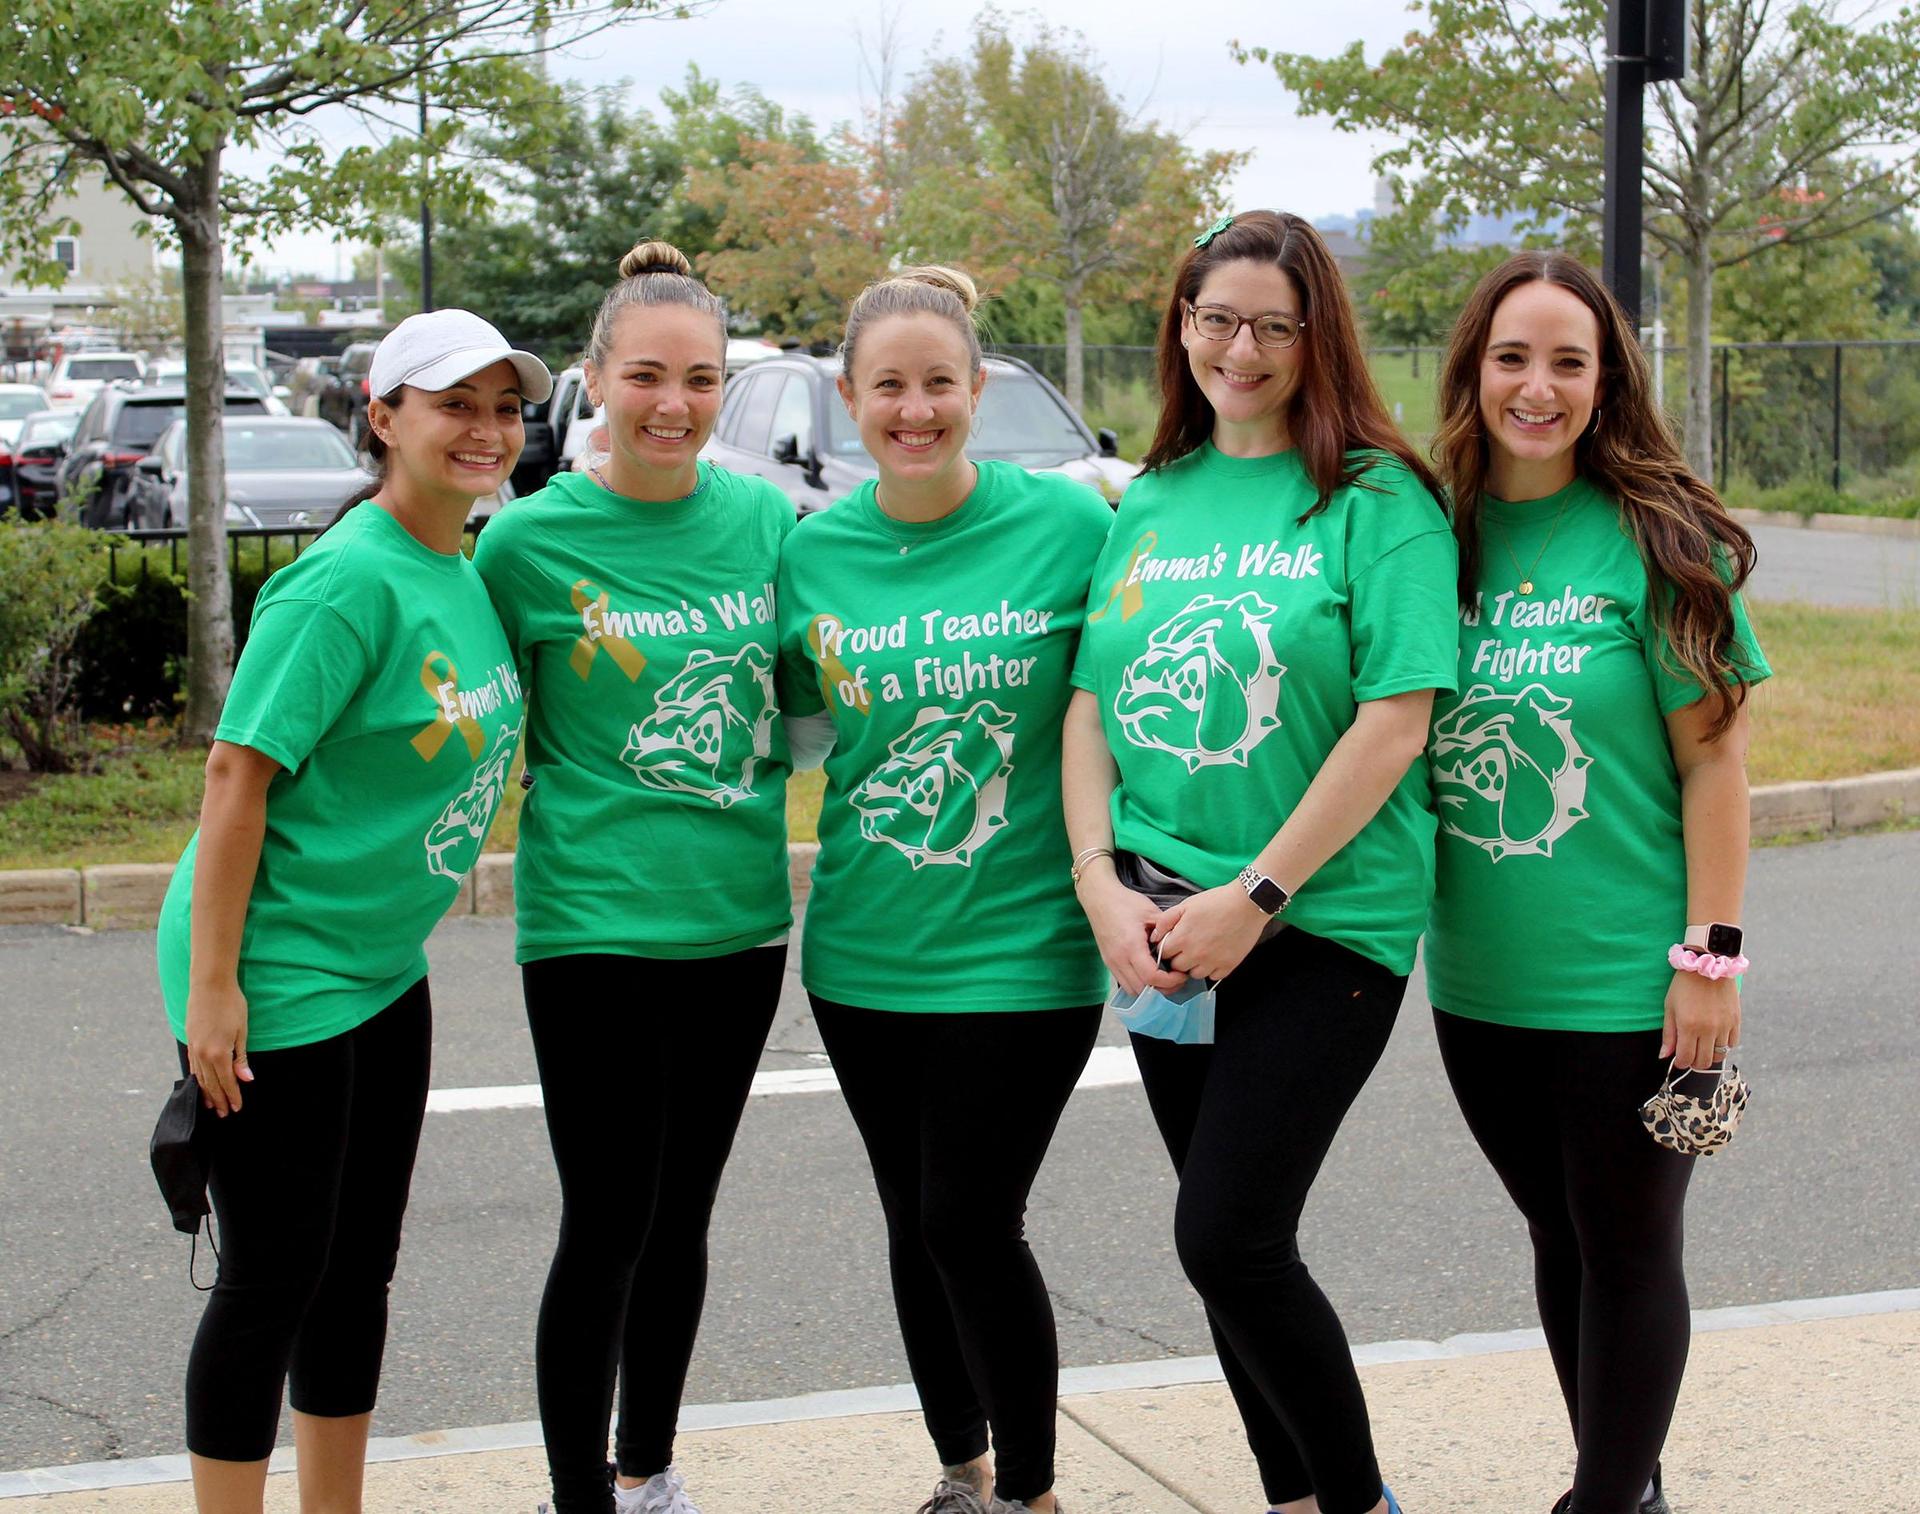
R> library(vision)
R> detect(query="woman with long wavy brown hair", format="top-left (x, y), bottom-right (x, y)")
top-left (1425, 251), bottom-right (1770, 1514)
top-left (1064, 209), bottom-right (1457, 1514)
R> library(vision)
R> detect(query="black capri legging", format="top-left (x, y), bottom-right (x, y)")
top-left (1129, 926), bottom-right (1405, 1514)
top-left (178, 978), bottom-right (433, 1462)
top-left (525, 947), bottom-right (785, 1514)
top-left (1433, 1010), bottom-right (1695, 1514)
top-left (810, 996), bottom-right (1101, 1505)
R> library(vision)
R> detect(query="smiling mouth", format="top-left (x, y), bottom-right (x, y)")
top-left (451, 451), bottom-right (501, 468)
top-left (1508, 409), bottom-right (1564, 428)
top-left (643, 425), bottom-right (692, 442)
top-left (1215, 368), bottom-right (1270, 390)
top-left (892, 430), bottom-right (942, 450)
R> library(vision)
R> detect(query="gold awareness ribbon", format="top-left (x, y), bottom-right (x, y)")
top-left (1086, 530), bottom-right (1157, 623)
top-left (808, 614), bottom-right (869, 716)
top-left (410, 651), bottom-right (487, 762)
top-left (568, 580), bottom-right (647, 683)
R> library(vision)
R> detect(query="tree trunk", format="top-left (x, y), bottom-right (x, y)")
top-left (1683, 231), bottom-right (1713, 483)
top-left (179, 145), bottom-right (233, 745)
top-left (1063, 279), bottom-right (1085, 417)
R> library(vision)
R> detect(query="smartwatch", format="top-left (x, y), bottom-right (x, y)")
top-left (1238, 866), bottom-right (1291, 917)
top-left (1684, 922), bottom-right (1745, 957)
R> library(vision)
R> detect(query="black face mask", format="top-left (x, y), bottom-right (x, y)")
top-left (150, 1076), bottom-right (213, 1234)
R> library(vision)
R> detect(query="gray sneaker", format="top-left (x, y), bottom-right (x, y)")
top-left (914, 1479), bottom-right (994, 1514)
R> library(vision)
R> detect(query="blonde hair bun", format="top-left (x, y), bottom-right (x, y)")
top-left (894, 264), bottom-right (980, 315)
top-left (619, 240), bottom-right (694, 280)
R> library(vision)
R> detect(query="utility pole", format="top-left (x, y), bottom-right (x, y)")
top-left (418, 75), bottom-right (433, 313)
top-left (1602, 0), bottom-right (1687, 325)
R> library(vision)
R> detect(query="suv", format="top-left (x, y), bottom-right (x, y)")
top-left (45, 350), bottom-right (148, 410)
top-left (57, 383), bottom-right (270, 527)
top-left (316, 340), bottom-right (379, 448)
top-left (700, 352), bottom-right (1133, 517)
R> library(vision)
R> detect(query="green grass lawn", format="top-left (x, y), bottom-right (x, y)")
top-left (2, 604), bottom-right (1911, 871)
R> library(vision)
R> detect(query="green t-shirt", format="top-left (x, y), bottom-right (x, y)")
top-left (472, 464), bottom-right (795, 962)
top-left (1071, 443), bottom-right (1458, 976)
top-left (777, 461), bottom-right (1111, 1012)
top-left (1424, 477), bottom-right (1772, 1030)
top-left (157, 503), bottom-right (526, 1050)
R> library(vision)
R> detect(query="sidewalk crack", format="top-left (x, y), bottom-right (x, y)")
top-left (0, 1263), bottom-right (103, 1347)
top-left (1058, 1400), bottom-right (1214, 1514)
top-left (0, 1387), bottom-right (124, 1460)
top-left (1047, 1286), bottom-right (1186, 1357)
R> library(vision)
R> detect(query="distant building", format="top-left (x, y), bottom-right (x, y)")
top-left (0, 160), bottom-right (159, 325)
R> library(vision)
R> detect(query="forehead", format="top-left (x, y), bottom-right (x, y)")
top-left (1488, 280), bottom-right (1600, 347)
top-left (1194, 258), bottom-right (1301, 312)
top-left (605, 301), bottom-right (724, 361)
top-left (855, 310), bottom-right (974, 371)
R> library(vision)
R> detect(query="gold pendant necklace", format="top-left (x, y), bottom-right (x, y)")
top-left (1497, 498), bottom-right (1570, 596)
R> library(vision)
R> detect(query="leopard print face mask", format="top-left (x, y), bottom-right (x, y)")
top-left (1640, 1059), bottom-right (1751, 1156)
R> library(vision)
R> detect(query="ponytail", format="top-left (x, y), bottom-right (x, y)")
top-left (319, 388), bottom-right (403, 534)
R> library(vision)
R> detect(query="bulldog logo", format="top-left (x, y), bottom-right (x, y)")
top-left (1114, 592), bottom-right (1285, 771)
top-left (620, 644), bottom-right (777, 808)
top-left (848, 701), bottom-right (1016, 869)
top-left (424, 724), bottom-right (518, 882)
top-left (1431, 683), bottom-right (1591, 861)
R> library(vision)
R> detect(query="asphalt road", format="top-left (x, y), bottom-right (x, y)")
top-left (1, 828), bottom-right (1915, 1473)
top-left (1744, 521), bottom-right (1919, 607)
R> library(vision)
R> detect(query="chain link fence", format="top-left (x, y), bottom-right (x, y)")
top-left (996, 338), bottom-right (1920, 514)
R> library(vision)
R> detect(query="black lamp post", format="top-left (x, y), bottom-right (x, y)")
top-left (1602, 0), bottom-right (1688, 326)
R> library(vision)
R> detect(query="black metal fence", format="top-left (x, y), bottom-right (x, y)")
top-left (102, 521), bottom-right (487, 582)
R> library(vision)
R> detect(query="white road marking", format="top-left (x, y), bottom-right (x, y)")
top-left (423, 1042), bottom-right (1143, 1115)
top-left (5, 1287), bottom-right (1915, 1496)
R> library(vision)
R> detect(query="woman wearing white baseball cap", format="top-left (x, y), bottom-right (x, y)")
top-left (156, 309), bottom-right (549, 1512)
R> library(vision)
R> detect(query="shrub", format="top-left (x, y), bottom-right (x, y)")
top-left (0, 517), bottom-right (114, 771)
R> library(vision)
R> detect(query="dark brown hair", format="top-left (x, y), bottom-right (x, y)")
top-left (1433, 250), bottom-right (1756, 736)
top-left (1143, 210), bottom-right (1441, 518)
top-left (321, 387), bottom-right (403, 531)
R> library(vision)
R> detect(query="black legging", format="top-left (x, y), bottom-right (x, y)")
top-left (525, 947), bottom-right (784, 1514)
top-left (178, 978), bottom-right (432, 1462)
top-left (1433, 1010), bottom-right (1695, 1514)
top-left (810, 996), bottom-right (1101, 1504)
top-left (1129, 927), bottom-right (1404, 1514)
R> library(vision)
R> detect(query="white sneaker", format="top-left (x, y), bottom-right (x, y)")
top-left (615, 1466), bottom-right (701, 1514)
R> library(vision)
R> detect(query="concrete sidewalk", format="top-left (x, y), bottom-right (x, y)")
top-left (8, 1304), bottom-right (1914, 1512)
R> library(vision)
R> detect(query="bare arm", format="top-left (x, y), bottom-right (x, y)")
top-left (1061, 689), bottom-right (1185, 998)
top-left (1154, 689), bottom-right (1437, 982)
top-left (185, 741), bottom-right (280, 1115)
top-left (1661, 697), bottom-right (1753, 1070)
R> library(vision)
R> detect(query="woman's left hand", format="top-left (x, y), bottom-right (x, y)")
top-left (1151, 885), bottom-right (1270, 984)
top-left (1663, 970), bottom-right (1742, 1071)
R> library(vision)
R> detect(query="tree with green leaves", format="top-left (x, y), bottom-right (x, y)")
top-left (891, 12), bottom-right (1243, 413)
top-left (1240, 0), bottom-right (1920, 480)
top-left (0, 0), bottom-right (678, 742)
top-left (1357, 210), bottom-right (1509, 355)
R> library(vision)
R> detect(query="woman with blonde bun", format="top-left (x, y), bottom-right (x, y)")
top-left (776, 265), bottom-right (1113, 1514)
top-left (473, 241), bottom-right (796, 1514)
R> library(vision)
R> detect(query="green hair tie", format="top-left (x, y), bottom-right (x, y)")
top-left (1194, 214), bottom-right (1236, 248)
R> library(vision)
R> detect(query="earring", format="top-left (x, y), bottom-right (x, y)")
top-left (1587, 405), bottom-right (1603, 434)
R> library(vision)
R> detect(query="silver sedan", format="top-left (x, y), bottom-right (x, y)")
top-left (135, 415), bottom-right (370, 528)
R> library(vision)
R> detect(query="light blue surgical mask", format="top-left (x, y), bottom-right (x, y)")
top-left (1109, 973), bottom-right (1216, 1045)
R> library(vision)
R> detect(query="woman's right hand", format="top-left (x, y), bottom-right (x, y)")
top-left (1076, 872), bottom-right (1189, 999)
top-left (186, 979), bottom-right (254, 1117)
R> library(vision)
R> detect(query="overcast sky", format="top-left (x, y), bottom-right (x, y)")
top-left (244, 0), bottom-right (1419, 277)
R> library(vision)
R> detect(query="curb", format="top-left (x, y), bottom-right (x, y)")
top-left (1730, 507), bottom-right (1920, 539)
top-left (0, 781), bottom-right (1909, 932)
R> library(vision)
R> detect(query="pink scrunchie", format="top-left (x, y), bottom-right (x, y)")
top-left (1669, 943), bottom-right (1750, 980)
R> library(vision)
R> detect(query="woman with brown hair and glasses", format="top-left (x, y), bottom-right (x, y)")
top-left (1063, 210), bottom-right (1456, 1514)
top-left (1424, 252), bottom-right (1768, 1514)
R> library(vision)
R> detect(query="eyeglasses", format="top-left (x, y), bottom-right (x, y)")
top-left (1184, 302), bottom-right (1306, 349)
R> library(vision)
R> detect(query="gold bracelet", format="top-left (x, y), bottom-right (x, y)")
top-left (1071, 846), bottom-right (1113, 883)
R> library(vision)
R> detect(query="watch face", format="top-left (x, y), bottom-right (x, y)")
top-left (1705, 922), bottom-right (1744, 957)
top-left (1247, 875), bottom-right (1286, 914)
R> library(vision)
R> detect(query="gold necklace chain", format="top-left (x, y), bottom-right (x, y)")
top-left (1496, 498), bottom-right (1570, 596)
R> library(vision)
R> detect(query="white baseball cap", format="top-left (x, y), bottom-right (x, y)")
top-left (368, 309), bottom-right (553, 403)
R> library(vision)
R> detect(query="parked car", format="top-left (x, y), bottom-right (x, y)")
top-left (57, 383), bottom-right (271, 527)
top-left (699, 352), bottom-right (1133, 516)
top-left (315, 340), bottom-right (380, 448)
top-left (509, 364), bottom-right (594, 496)
top-left (133, 416), bottom-right (370, 528)
top-left (287, 355), bottom-right (338, 417)
top-left (0, 383), bottom-right (50, 448)
top-left (5, 409), bottom-right (80, 519)
top-left (726, 337), bottom-right (780, 376)
top-left (45, 350), bottom-right (148, 410)
top-left (147, 359), bottom-right (290, 415)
